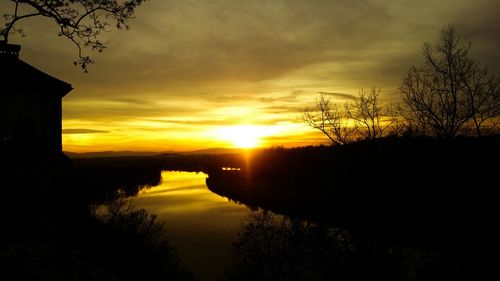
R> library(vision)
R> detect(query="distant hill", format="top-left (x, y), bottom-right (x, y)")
top-left (64, 147), bottom-right (244, 159)
top-left (180, 147), bottom-right (243, 155)
top-left (64, 151), bottom-right (175, 159)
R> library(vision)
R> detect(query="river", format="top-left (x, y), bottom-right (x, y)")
top-left (129, 171), bottom-right (482, 281)
top-left (131, 171), bottom-right (249, 281)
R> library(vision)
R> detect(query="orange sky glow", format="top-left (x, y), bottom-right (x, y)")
top-left (1, 0), bottom-right (498, 152)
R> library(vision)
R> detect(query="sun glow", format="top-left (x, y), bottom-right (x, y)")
top-left (213, 125), bottom-right (276, 149)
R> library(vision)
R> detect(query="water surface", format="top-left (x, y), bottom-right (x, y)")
top-left (129, 171), bottom-right (484, 281)
top-left (131, 171), bottom-right (249, 281)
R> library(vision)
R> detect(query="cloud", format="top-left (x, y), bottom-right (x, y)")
top-left (318, 92), bottom-right (356, 100)
top-left (202, 94), bottom-right (299, 104)
top-left (62, 129), bottom-right (109, 134)
top-left (6, 0), bottom-right (500, 90)
top-left (106, 98), bottom-right (158, 106)
top-left (264, 105), bottom-right (302, 114)
top-left (8, 0), bottom-right (497, 100)
top-left (258, 95), bottom-right (298, 103)
top-left (4, 0), bottom-right (499, 151)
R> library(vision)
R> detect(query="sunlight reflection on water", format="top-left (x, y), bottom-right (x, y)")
top-left (131, 171), bottom-right (249, 281)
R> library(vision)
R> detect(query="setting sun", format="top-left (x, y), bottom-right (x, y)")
top-left (233, 135), bottom-right (259, 148)
top-left (213, 125), bottom-right (276, 148)
top-left (2, 0), bottom-right (498, 280)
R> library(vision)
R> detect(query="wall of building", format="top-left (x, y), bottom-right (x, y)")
top-left (0, 89), bottom-right (61, 153)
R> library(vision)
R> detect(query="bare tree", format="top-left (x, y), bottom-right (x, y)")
top-left (460, 57), bottom-right (500, 136)
top-left (350, 88), bottom-right (396, 139)
top-left (385, 103), bottom-right (406, 136)
top-left (400, 25), bottom-right (500, 137)
top-left (303, 93), bottom-right (357, 145)
top-left (303, 89), bottom-right (400, 145)
top-left (1, 0), bottom-right (147, 71)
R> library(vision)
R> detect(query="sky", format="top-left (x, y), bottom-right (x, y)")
top-left (1, 0), bottom-right (499, 152)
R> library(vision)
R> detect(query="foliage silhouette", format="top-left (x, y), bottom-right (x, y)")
top-left (1, 0), bottom-right (147, 71)
top-left (401, 25), bottom-right (500, 137)
top-left (4, 134), bottom-right (498, 280)
top-left (1, 146), bottom-right (198, 280)
top-left (227, 210), bottom-right (497, 281)
top-left (89, 195), bottom-right (197, 281)
top-left (0, 188), bottom-right (197, 281)
top-left (207, 136), bottom-right (500, 257)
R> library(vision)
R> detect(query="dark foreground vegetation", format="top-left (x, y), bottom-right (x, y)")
top-left (68, 135), bottom-right (500, 279)
top-left (207, 136), bottom-right (500, 254)
top-left (2, 135), bottom-right (499, 280)
top-left (0, 195), bottom-right (195, 281)
top-left (1, 145), bottom-right (196, 280)
top-left (214, 136), bottom-right (500, 280)
top-left (229, 210), bottom-right (498, 281)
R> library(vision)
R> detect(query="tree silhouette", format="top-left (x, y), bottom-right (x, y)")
top-left (400, 25), bottom-right (500, 137)
top-left (227, 210), bottom-right (491, 281)
top-left (303, 89), bottom-right (399, 144)
top-left (351, 87), bottom-right (398, 139)
top-left (303, 93), bottom-right (357, 145)
top-left (1, 0), bottom-right (147, 71)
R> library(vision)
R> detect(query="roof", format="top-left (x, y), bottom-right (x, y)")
top-left (0, 45), bottom-right (73, 98)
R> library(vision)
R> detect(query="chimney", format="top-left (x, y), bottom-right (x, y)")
top-left (0, 42), bottom-right (21, 58)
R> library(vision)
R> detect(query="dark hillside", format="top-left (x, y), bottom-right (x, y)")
top-left (207, 136), bottom-right (500, 255)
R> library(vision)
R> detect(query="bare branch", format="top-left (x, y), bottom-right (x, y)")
top-left (400, 25), bottom-right (500, 137)
top-left (302, 94), bottom-right (357, 145)
top-left (0, 0), bottom-right (147, 72)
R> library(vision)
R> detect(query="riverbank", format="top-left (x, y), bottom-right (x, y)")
top-left (206, 136), bottom-right (500, 257)
top-left (5, 136), bottom-right (496, 280)
top-left (0, 196), bottom-right (197, 281)
top-left (0, 150), bottom-right (196, 281)
top-left (68, 135), bottom-right (500, 256)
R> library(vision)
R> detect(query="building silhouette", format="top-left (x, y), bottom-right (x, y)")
top-left (1, 43), bottom-right (72, 153)
top-left (1, 42), bottom-right (72, 200)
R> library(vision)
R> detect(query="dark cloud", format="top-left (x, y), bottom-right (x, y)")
top-left (318, 92), bottom-right (356, 100)
top-left (5, 0), bottom-right (499, 91)
top-left (62, 129), bottom-right (109, 134)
